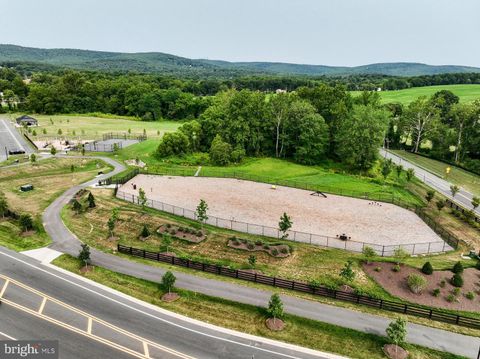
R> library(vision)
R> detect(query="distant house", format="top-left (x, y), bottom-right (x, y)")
top-left (16, 115), bottom-right (38, 127)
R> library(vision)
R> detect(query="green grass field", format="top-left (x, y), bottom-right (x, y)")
top-left (9, 114), bottom-right (181, 139)
top-left (391, 150), bottom-right (480, 197)
top-left (52, 254), bottom-right (466, 359)
top-left (352, 84), bottom-right (480, 104)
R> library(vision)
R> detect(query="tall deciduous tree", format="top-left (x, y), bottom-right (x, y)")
top-left (404, 97), bottom-right (440, 153)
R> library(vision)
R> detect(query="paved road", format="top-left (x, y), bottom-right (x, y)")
top-left (0, 247), bottom-right (336, 359)
top-left (381, 149), bottom-right (480, 216)
top-left (0, 117), bottom-right (34, 162)
top-left (40, 155), bottom-right (480, 358)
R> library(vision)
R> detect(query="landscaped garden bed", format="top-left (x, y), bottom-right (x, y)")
top-left (227, 236), bottom-right (291, 257)
top-left (364, 261), bottom-right (480, 312)
top-left (157, 223), bottom-right (206, 243)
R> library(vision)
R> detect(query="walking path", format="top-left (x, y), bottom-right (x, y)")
top-left (41, 156), bottom-right (480, 358)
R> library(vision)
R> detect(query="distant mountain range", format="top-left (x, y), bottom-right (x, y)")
top-left (1, 44), bottom-right (480, 77)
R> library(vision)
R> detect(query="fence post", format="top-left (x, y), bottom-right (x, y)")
top-left (143, 250), bottom-right (146, 258)
top-left (428, 242), bottom-right (431, 254)
top-left (381, 246), bottom-right (385, 257)
top-left (273, 277), bottom-right (276, 287)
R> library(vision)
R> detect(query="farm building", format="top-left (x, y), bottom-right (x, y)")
top-left (16, 115), bottom-right (38, 126)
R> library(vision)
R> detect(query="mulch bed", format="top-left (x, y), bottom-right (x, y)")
top-left (20, 230), bottom-right (36, 237)
top-left (80, 265), bottom-right (94, 273)
top-left (383, 344), bottom-right (409, 359)
top-left (227, 239), bottom-right (290, 258)
top-left (161, 292), bottom-right (180, 302)
top-left (364, 261), bottom-right (480, 312)
top-left (265, 318), bottom-right (285, 331)
top-left (157, 225), bottom-right (206, 243)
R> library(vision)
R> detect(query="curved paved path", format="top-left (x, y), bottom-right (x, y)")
top-left (42, 156), bottom-right (480, 358)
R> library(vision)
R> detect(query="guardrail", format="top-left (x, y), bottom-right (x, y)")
top-left (117, 244), bottom-right (480, 329)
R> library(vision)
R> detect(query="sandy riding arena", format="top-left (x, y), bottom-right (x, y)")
top-left (120, 175), bottom-right (448, 253)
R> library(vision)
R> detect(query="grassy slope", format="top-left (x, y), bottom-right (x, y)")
top-left (352, 84), bottom-right (480, 104)
top-left (9, 114), bottom-right (181, 140)
top-left (52, 254), bottom-right (466, 359)
top-left (392, 150), bottom-right (480, 197)
top-left (0, 158), bottom-right (112, 251)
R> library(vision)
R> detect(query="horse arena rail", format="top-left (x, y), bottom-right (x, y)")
top-left (115, 189), bottom-right (455, 256)
top-left (117, 244), bottom-right (480, 329)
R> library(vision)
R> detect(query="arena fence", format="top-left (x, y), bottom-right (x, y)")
top-left (117, 244), bottom-right (480, 329)
top-left (102, 132), bottom-right (147, 141)
top-left (115, 189), bottom-right (454, 256)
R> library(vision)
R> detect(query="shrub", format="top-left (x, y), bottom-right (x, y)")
top-left (446, 294), bottom-right (457, 303)
top-left (439, 279), bottom-right (446, 288)
top-left (432, 288), bottom-right (440, 297)
top-left (255, 240), bottom-right (263, 246)
top-left (451, 273), bottom-right (464, 287)
top-left (196, 231), bottom-right (203, 237)
top-left (466, 291), bottom-right (475, 300)
top-left (452, 287), bottom-right (461, 296)
top-left (309, 279), bottom-right (321, 290)
top-left (166, 223), bottom-right (172, 229)
top-left (421, 262), bottom-right (433, 275)
top-left (340, 261), bottom-right (356, 282)
top-left (407, 274), bottom-right (427, 294)
top-left (436, 199), bottom-right (446, 211)
top-left (247, 243), bottom-right (255, 250)
top-left (140, 225), bottom-right (150, 238)
top-left (476, 261), bottom-right (480, 270)
top-left (374, 266), bottom-right (381, 272)
top-left (263, 244), bottom-right (270, 250)
top-left (19, 214), bottom-right (34, 232)
top-left (280, 247), bottom-right (289, 254)
top-left (452, 261), bottom-right (464, 274)
top-left (170, 229), bottom-right (176, 235)
top-left (209, 134), bottom-right (232, 166)
top-left (392, 264), bottom-right (400, 272)
top-left (271, 249), bottom-right (279, 256)
top-left (362, 246), bottom-right (376, 264)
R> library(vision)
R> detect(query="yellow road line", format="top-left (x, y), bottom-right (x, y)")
top-left (38, 297), bottom-right (47, 314)
top-left (0, 279), bottom-right (9, 298)
top-left (0, 275), bottom-right (194, 359)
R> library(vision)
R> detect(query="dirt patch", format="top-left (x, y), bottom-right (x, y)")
top-left (383, 344), bottom-right (409, 359)
top-left (19, 230), bottom-right (36, 237)
top-left (161, 292), bottom-right (180, 302)
top-left (227, 238), bottom-right (290, 257)
top-left (157, 224), bottom-right (206, 243)
top-left (265, 318), bottom-right (285, 331)
top-left (79, 265), bottom-right (94, 273)
top-left (364, 262), bottom-right (480, 312)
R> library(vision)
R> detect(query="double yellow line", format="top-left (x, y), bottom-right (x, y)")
top-left (0, 274), bottom-right (194, 359)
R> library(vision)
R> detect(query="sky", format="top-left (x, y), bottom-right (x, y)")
top-left (1, 0), bottom-right (479, 67)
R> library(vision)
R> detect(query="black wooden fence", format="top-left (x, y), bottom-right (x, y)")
top-left (117, 244), bottom-right (480, 329)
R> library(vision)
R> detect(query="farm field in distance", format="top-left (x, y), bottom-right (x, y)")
top-left (9, 114), bottom-right (181, 139)
top-left (352, 84), bottom-right (480, 104)
top-left (391, 150), bottom-right (480, 197)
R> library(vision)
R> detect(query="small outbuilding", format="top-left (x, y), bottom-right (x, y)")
top-left (20, 184), bottom-right (34, 192)
top-left (16, 115), bottom-right (38, 127)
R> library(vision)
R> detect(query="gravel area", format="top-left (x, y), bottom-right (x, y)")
top-left (120, 175), bottom-right (445, 249)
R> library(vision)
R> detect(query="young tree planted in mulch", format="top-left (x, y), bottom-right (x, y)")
top-left (266, 293), bottom-right (284, 331)
top-left (385, 317), bottom-right (408, 359)
top-left (393, 247), bottom-right (409, 265)
top-left (30, 153), bottom-right (36, 163)
top-left (406, 168), bottom-right (414, 181)
top-left (425, 190), bottom-right (435, 203)
top-left (87, 192), bottom-right (96, 208)
top-left (162, 233), bottom-right (173, 253)
top-left (395, 164), bottom-right (403, 178)
top-left (81, 145), bottom-right (86, 156)
top-left (78, 243), bottom-right (91, 269)
top-left (140, 224), bottom-right (150, 238)
top-left (107, 217), bottom-right (115, 238)
top-left (70, 164), bottom-right (75, 173)
top-left (340, 260), bottom-right (355, 282)
top-left (436, 199), bottom-right (445, 211)
top-left (72, 199), bottom-right (82, 214)
top-left (50, 146), bottom-right (57, 156)
top-left (19, 213), bottom-right (34, 232)
top-left (407, 273), bottom-right (427, 294)
top-left (381, 159), bottom-right (393, 180)
top-left (195, 199), bottom-right (209, 228)
top-left (450, 185), bottom-right (460, 198)
top-left (362, 246), bottom-right (376, 264)
top-left (161, 271), bottom-right (179, 302)
top-left (138, 188), bottom-right (147, 210)
top-left (452, 261), bottom-right (464, 274)
top-left (248, 255), bottom-right (256, 268)
top-left (421, 261), bottom-right (433, 275)
top-left (472, 196), bottom-right (480, 211)
top-left (278, 212), bottom-right (292, 239)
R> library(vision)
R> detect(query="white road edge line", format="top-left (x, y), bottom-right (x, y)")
top-left (0, 250), bottom-right (343, 359)
top-left (0, 331), bottom-right (17, 340)
top-left (1, 120), bottom-right (24, 151)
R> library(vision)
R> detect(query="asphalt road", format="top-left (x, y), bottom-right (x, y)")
top-left (0, 117), bottom-right (34, 162)
top-left (381, 149), bottom-right (480, 216)
top-left (0, 247), bottom-right (335, 359)
top-left (40, 155), bottom-right (480, 358)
